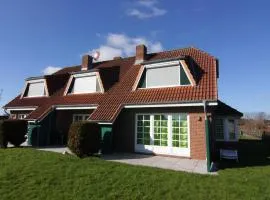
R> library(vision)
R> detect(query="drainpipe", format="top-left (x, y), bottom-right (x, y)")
top-left (203, 100), bottom-right (211, 172)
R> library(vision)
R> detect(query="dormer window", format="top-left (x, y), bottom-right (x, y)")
top-left (138, 60), bottom-right (194, 88)
top-left (65, 72), bottom-right (104, 95)
top-left (22, 79), bottom-right (48, 98)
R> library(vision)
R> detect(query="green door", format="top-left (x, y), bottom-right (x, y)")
top-left (27, 123), bottom-right (41, 146)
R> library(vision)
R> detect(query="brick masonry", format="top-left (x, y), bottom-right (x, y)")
top-left (189, 113), bottom-right (206, 160)
top-left (113, 107), bottom-right (208, 160)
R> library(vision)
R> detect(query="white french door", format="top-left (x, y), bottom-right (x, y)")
top-left (135, 113), bottom-right (190, 157)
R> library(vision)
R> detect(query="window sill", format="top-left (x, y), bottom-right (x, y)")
top-left (216, 139), bottom-right (238, 142)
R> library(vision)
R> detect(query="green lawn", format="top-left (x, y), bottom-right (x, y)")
top-left (0, 146), bottom-right (270, 200)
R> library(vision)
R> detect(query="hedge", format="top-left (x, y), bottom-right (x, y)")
top-left (67, 122), bottom-right (101, 157)
top-left (0, 120), bottom-right (7, 148)
top-left (0, 120), bottom-right (27, 147)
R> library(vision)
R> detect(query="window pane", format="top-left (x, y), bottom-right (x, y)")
top-left (215, 118), bottom-right (224, 140)
top-left (144, 115), bottom-right (150, 120)
top-left (27, 82), bottom-right (45, 97)
top-left (138, 70), bottom-right (146, 88)
top-left (180, 142), bottom-right (188, 148)
top-left (137, 121), bottom-right (143, 126)
top-left (180, 128), bottom-right (187, 134)
top-left (137, 138), bottom-right (143, 144)
top-left (228, 120), bottom-right (235, 140)
top-left (137, 115), bottom-right (143, 121)
top-left (72, 76), bottom-right (97, 94)
top-left (180, 66), bottom-right (191, 85)
top-left (147, 65), bottom-right (180, 87)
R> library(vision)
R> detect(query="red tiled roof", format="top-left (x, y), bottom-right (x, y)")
top-left (4, 47), bottom-right (218, 122)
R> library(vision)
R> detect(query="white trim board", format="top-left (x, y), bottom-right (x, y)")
top-left (98, 122), bottom-right (113, 125)
top-left (124, 102), bottom-right (218, 108)
top-left (55, 106), bottom-right (97, 110)
top-left (5, 107), bottom-right (37, 112)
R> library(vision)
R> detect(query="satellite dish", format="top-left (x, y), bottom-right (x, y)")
top-left (93, 51), bottom-right (100, 61)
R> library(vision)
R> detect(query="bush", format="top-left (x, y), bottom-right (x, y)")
top-left (67, 122), bottom-right (101, 157)
top-left (3, 120), bottom-right (27, 147)
top-left (0, 120), bottom-right (8, 148)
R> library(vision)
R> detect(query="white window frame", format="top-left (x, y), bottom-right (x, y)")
top-left (72, 114), bottom-right (90, 122)
top-left (141, 60), bottom-right (194, 89)
top-left (135, 113), bottom-right (190, 157)
top-left (21, 79), bottom-right (49, 98)
top-left (18, 114), bottom-right (27, 119)
top-left (215, 117), bottom-right (239, 142)
top-left (64, 72), bottom-right (104, 95)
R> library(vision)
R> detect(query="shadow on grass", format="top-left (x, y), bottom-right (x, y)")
top-left (219, 139), bottom-right (270, 169)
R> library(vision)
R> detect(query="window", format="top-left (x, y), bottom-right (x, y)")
top-left (10, 114), bottom-right (16, 119)
top-left (25, 81), bottom-right (46, 97)
top-left (215, 118), bottom-right (238, 141)
top-left (136, 115), bottom-right (150, 145)
top-left (215, 118), bottom-right (224, 140)
top-left (228, 120), bottom-right (236, 140)
top-left (67, 73), bottom-right (102, 94)
top-left (139, 61), bottom-right (191, 88)
top-left (136, 113), bottom-right (189, 148)
top-left (18, 114), bottom-right (27, 119)
top-left (73, 114), bottom-right (89, 122)
top-left (172, 114), bottom-right (188, 148)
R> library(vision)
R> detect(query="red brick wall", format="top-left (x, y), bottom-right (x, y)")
top-left (189, 113), bottom-right (207, 160)
top-left (113, 108), bottom-right (209, 160)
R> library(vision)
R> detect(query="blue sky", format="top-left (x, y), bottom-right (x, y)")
top-left (0, 0), bottom-right (270, 114)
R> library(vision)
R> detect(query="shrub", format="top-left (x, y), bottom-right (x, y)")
top-left (67, 122), bottom-right (101, 157)
top-left (0, 120), bottom-right (7, 148)
top-left (3, 120), bottom-right (27, 147)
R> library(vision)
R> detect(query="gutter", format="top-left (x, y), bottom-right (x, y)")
top-left (203, 100), bottom-right (211, 172)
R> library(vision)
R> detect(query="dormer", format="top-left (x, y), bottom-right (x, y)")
top-left (64, 54), bottom-right (104, 95)
top-left (21, 78), bottom-right (49, 98)
top-left (64, 71), bottom-right (104, 95)
top-left (136, 58), bottom-right (196, 89)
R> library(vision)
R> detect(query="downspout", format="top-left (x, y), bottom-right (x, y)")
top-left (203, 100), bottom-right (211, 172)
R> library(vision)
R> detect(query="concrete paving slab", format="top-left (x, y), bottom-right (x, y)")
top-left (102, 153), bottom-right (215, 175)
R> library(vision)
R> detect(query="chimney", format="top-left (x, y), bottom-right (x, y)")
top-left (81, 55), bottom-right (93, 71)
top-left (135, 44), bottom-right (147, 64)
top-left (113, 56), bottom-right (122, 60)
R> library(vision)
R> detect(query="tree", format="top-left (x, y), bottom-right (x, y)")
top-left (0, 89), bottom-right (2, 101)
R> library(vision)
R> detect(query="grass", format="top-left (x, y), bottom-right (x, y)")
top-left (0, 142), bottom-right (270, 200)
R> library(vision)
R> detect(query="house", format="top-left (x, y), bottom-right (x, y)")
top-left (3, 45), bottom-right (242, 165)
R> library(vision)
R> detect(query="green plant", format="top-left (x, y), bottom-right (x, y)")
top-left (0, 120), bottom-right (7, 148)
top-left (3, 120), bottom-right (27, 147)
top-left (67, 122), bottom-right (101, 157)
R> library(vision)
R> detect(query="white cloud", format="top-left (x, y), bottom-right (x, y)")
top-left (90, 46), bottom-right (123, 62)
top-left (126, 0), bottom-right (167, 19)
top-left (85, 33), bottom-right (163, 61)
top-left (42, 66), bottom-right (62, 75)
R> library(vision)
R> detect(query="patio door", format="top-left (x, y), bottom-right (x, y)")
top-left (135, 113), bottom-right (190, 157)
